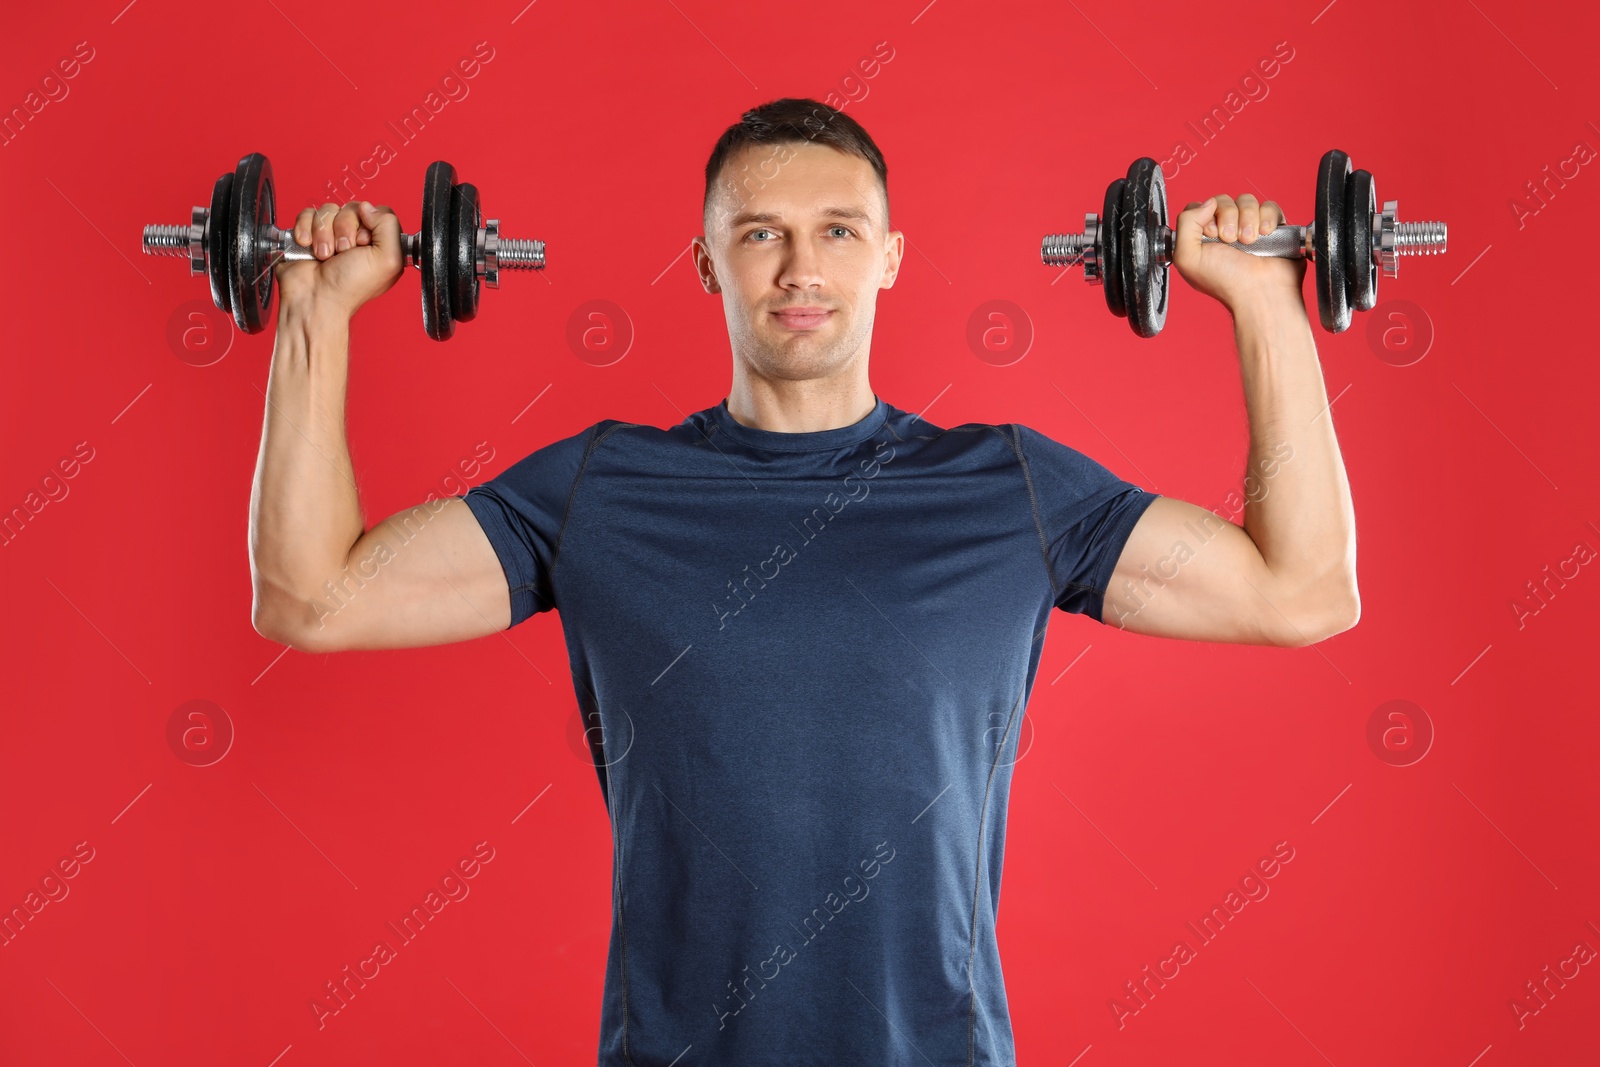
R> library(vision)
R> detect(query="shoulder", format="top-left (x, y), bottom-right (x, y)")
top-left (518, 417), bottom-right (653, 462)
top-left (1009, 423), bottom-right (1146, 505)
top-left (876, 405), bottom-right (1012, 458)
top-left (1011, 422), bottom-right (1127, 469)
top-left (1010, 422), bottom-right (1093, 465)
top-left (474, 418), bottom-right (631, 495)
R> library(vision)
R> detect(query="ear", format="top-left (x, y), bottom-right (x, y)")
top-left (691, 236), bottom-right (721, 294)
top-left (879, 230), bottom-right (904, 289)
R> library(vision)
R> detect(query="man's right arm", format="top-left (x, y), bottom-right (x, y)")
top-left (249, 203), bottom-right (511, 653)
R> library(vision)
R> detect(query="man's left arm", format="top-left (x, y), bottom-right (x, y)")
top-left (1102, 193), bottom-right (1360, 647)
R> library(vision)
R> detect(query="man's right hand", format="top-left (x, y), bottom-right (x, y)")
top-left (275, 200), bottom-right (405, 318)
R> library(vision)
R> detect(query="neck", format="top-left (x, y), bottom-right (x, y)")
top-left (724, 369), bottom-right (877, 434)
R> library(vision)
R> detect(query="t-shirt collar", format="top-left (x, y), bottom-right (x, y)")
top-left (707, 394), bottom-right (889, 452)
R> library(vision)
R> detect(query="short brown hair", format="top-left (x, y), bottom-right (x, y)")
top-left (703, 98), bottom-right (890, 231)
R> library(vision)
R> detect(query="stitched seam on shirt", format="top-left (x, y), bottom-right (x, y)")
top-left (561, 421), bottom-right (640, 1064)
top-left (602, 750), bottom-right (637, 1065)
top-left (1007, 424), bottom-right (1064, 607)
top-left (586, 674), bottom-right (634, 1062)
top-left (548, 421), bottom-right (640, 604)
top-left (968, 683), bottom-right (1025, 1067)
top-left (1012, 424), bottom-right (1106, 609)
top-left (912, 424), bottom-right (987, 441)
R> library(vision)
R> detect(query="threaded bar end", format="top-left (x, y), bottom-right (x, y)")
top-left (497, 237), bottom-right (545, 269)
top-left (143, 224), bottom-right (191, 256)
top-left (1041, 233), bottom-right (1089, 267)
top-left (1394, 221), bottom-right (1447, 255)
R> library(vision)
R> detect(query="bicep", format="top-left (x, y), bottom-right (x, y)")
top-left (305, 498), bottom-right (513, 651)
top-left (1101, 496), bottom-right (1292, 645)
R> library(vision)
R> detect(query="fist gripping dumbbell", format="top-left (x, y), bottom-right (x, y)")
top-left (142, 152), bottom-right (545, 340)
top-left (1040, 149), bottom-right (1448, 337)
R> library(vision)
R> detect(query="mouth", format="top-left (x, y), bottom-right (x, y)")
top-left (771, 308), bottom-right (832, 330)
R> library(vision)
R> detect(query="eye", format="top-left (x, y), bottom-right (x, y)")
top-left (830, 225), bottom-right (854, 238)
top-left (747, 228), bottom-right (774, 242)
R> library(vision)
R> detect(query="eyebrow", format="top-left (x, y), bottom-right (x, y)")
top-left (726, 206), bottom-right (873, 229)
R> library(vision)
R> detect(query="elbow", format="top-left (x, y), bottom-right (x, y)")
top-left (1339, 589), bottom-right (1361, 633)
top-left (1283, 585), bottom-right (1361, 647)
top-left (252, 586), bottom-right (339, 653)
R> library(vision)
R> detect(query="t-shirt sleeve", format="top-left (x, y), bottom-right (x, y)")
top-left (1014, 423), bottom-right (1160, 622)
top-left (458, 422), bottom-right (599, 627)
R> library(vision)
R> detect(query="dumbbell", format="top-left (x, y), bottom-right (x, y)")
top-left (142, 152), bottom-right (544, 340)
top-left (1040, 149), bottom-right (1448, 337)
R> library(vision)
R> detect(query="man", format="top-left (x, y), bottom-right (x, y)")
top-left (252, 98), bottom-right (1357, 1064)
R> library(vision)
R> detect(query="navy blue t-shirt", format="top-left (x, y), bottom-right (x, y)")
top-left (460, 395), bottom-right (1158, 1066)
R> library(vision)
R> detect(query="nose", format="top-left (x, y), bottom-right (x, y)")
top-left (777, 234), bottom-right (827, 291)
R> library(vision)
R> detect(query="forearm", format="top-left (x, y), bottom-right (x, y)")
top-left (248, 298), bottom-right (364, 632)
top-left (1232, 290), bottom-right (1359, 627)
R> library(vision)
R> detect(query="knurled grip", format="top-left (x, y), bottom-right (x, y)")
top-left (1188, 225), bottom-right (1310, 260)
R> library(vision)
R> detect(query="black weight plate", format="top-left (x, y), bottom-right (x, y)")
top-left (1118, 157), bottom-right (1169, 338)
top-left (1314, 149), bottom-right (1351, 333)
top-left (449, 181), bottom-right (482, 323)
top-left (420, 161), bottom-right (456, 341)
top-left (1346, 168), bottom-right (1378, 312)
top-left (229, 153), bottom-right (276, 334)
top-left (1100, 177), bottom-right (1128, 318)
top-left (206, 170), bottom-right (234, 315)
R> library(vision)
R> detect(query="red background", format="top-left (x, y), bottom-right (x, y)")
top-left (3, 0), bottom-right (1598, 1064)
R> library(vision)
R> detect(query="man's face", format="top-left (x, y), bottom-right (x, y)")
top-left (695, 141), bottom-right (902, 384)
